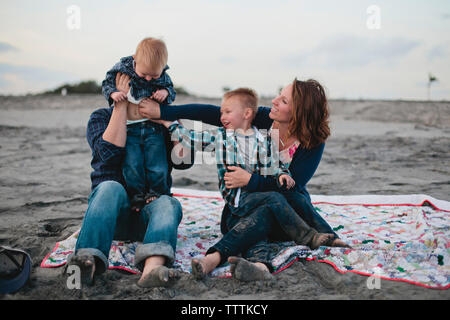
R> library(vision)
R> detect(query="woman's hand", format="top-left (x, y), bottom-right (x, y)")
top-left (224, 166), bottom-right (251, 189)
top-left (138, 98), bottom-right (162, 119)
top-left (115, 73), bottom-right (130, 93)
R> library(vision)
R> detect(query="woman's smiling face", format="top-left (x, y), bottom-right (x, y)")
top-left (269, 84), bottom-right (293, 124)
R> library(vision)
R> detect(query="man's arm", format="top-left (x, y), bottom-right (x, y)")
top-left (102, 73), bottom-right (132, 147)
top-left (102, 101), bottom-right (128, 147)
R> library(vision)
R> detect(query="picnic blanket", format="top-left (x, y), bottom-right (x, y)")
top-left (41, 188), bottom-right (450, 289)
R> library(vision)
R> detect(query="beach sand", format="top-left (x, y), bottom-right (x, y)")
top-left (0, 94), bottom-right (449, 300)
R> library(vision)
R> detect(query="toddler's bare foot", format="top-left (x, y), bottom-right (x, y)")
top-left (68, 254), bottom-right (96, 286)
top-left (228, 256), bottom-right (273, 282)
top-left (137, 265), bottom-right (178, 288)
top-left (309, 233), bottom-right (334, 249)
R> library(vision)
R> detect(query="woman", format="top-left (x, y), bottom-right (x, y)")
top-left (138, 78), bottom-right (349, 280)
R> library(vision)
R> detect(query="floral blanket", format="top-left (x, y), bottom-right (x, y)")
top-left (41, 190), bottom-right (450, 289)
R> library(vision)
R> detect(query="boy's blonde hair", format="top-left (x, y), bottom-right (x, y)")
top-left (223, 88), bottom-right (259, 120)
top-left (135, 37), bottom-right (168, 71)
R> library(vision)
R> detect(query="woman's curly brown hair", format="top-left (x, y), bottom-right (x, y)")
top-left (289, 78), bottom-right (330, 149)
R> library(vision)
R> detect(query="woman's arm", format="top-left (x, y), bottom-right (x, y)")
top-left (162, 103), bottom-right (222, 126)
top-left (251, 106), bottom-right (273, 130)
top-left (289, 143), bottom-right (325, 187)
top-left (138, 100), bottom-right (222, 126)
top-left (138, 99), bottom-right (274, 128)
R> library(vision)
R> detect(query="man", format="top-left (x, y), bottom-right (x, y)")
top-left (67, 73), bottom-right (192, 288)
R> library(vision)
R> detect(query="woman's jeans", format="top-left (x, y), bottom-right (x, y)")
top-left (70, 181), bottom-right (182, 273)
top-left (281, 190), bottom-right (338, 239)
top-left (207, 191), bottom-right (318, 271)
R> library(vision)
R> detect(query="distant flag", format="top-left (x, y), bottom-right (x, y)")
top-left (427, 73), bottom-right (437, 100)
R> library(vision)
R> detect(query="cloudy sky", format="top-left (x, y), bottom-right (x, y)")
top-left (0, 0), bottom-right (449, 100)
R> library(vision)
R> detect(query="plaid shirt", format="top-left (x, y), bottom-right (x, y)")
top-left (86, 108), bottom-right (126, 190)
top-left (101, 56), bottom-right (176, 107)
top-left (168, 123), bottom-right (291, 207)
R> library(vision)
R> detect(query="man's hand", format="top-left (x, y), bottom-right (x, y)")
top-left (151, 89), bottom-right (169, 102)
top-left (224, 166), bottom-right (251, 189)
top-left (278, 174), bottom-right (295, 189)
top-left (138, 98), bottom-right (161, 119)
top-left (116, 72), bottom-right (130, 93)
top-left (110, 91), bottom-right (127, 102)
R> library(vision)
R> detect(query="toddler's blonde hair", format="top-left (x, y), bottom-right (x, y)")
top-left (135, 37), bottom-right (168, 71)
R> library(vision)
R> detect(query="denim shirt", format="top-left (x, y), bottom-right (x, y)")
top-left (101, 56), bottom-right (176, 107)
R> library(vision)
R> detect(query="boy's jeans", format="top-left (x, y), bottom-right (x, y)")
top-left (207, 191), bottom-right (317, 269)
top-left (122, 121), bottom-right (170, 197)
top-left (71, 181), bottom-right (182, 273)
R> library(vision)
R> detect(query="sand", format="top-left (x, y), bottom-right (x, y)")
top-left (0, 94), bottom-right (449, 300)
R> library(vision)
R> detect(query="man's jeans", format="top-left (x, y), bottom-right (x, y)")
top-left (71, 181), bottom-right (182, 274)
top-left (122, 121), bottom-right (170, 197)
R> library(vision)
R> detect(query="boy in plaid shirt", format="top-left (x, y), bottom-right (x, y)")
top-left (159, 88), bottom-right (295, 209)
top-left (101, 38), bottom-right (176, 212)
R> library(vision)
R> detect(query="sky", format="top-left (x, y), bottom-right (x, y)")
top-left (0, 0), bottom-right (449, 100)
